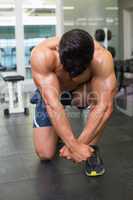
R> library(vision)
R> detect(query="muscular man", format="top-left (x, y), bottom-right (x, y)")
top-left (30, 29), bottom-right (117, 176)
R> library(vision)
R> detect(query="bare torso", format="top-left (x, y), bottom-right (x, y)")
top-left (31, 35), bottom-right (117, 163)
top-left (31, 36), bottom-right (116, 101)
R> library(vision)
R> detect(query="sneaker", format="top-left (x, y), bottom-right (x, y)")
top-left (85, 145), bottom-right (105, 177)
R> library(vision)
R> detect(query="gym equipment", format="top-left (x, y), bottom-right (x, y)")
top-left (108, 46), bottom-right (116, 58)
top-left (2, 73), bottom-right (29, 116)
top-left (115, 59), bottom-right (133, 116)
top-left (0, 48), bottom-right (6, 67)
top-left (95, 29), bottom-right (112, 49)
top-left (11, 47), bottom-right (16, 69)
top-left (107, 30), bottom-right (112, 41)
top-left (95, 29), bottom-right (112, 42)
top-left (0, 66), bottom-right (6, 72)
top-left (29, 46), bottom-right (35, 52)
top-left (0, 74), bottom-right (6, 103)
top-left (114, 60), bottom-right (124, 91)
top-left (95, 29), bottom-right (105, 42)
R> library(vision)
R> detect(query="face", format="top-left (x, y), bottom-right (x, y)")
top-left (65, 64), bottom-right (88, 78)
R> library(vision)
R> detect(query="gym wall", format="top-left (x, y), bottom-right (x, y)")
top-left (64, 0), bottom-right (119, 58)
top-left (119, 0), bottom-right (133, 59)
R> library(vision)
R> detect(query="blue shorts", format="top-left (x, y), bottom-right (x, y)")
top-left (31, 89), bottom-right (52, 128)
top-left (31, 89), bottom-right (73, 128)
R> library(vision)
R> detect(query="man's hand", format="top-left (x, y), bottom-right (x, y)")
top-left (60, 142), bottom-right (94, 163)
top-left (60, 146), bottom-right (72, 160)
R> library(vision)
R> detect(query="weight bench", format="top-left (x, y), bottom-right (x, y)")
top-left (3, 75), bottom-right (29, 116)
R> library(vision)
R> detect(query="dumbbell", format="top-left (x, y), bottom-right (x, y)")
top-left (95, 29), bottom-right (112, 42)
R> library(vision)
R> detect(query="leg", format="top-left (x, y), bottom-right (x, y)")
top-left (33, 127), bottom-right (58, 160)
top-left (32, 89), bottom-right (58, 160)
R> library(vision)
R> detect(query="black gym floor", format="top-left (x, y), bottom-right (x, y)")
top-left (0, 105), bottom-right (133, 200)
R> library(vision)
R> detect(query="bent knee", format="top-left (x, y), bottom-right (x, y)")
top-left (36, 148), bottom-right (55, 161)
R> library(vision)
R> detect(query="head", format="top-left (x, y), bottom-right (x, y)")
top-left (59, 29), bottom-right (94, 78)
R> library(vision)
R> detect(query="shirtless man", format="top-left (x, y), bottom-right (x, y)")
top-left (30, 29), bottom-right (117, 176)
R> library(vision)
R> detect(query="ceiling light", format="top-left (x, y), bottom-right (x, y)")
top-left (64, 6), bottom-right (75, 10)
top-left (105, 6), bottom-right (119, 10)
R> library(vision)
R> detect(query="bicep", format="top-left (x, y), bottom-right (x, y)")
top-left (31, 48), bottom-right (57, 92)
top-left (34, 71), bottom-right (61, 107)
top-left (41, 73), bottom-right (61, 105)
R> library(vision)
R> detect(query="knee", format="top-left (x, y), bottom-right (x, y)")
top-left (35, 147), bottom-right (55, 161)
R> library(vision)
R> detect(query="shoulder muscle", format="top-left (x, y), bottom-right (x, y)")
top-left (30, 48), bottom-right (55, 74)
top-left (94, 51), bottom-right (114, 79)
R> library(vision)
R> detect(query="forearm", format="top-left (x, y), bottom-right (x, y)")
top-left (46, 101), bottom-right (76, 148)
top-left (78, 105), bottom-right (111, 144)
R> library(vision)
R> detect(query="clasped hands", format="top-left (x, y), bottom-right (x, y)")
top-left (59, 140), bottom-right (94, 163)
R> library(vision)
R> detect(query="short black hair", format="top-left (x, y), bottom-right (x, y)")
top-left (59, 29), bottom-right (94, 77)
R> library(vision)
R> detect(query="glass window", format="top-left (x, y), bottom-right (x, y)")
top-left (23, 0), bottom-right (56, 79)
top-left (0, 0), bottom-right (56, 75)
top-left (0, 0), bottom-right (16, 72)
top-left (64, 0), bottom-right (119, 58)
